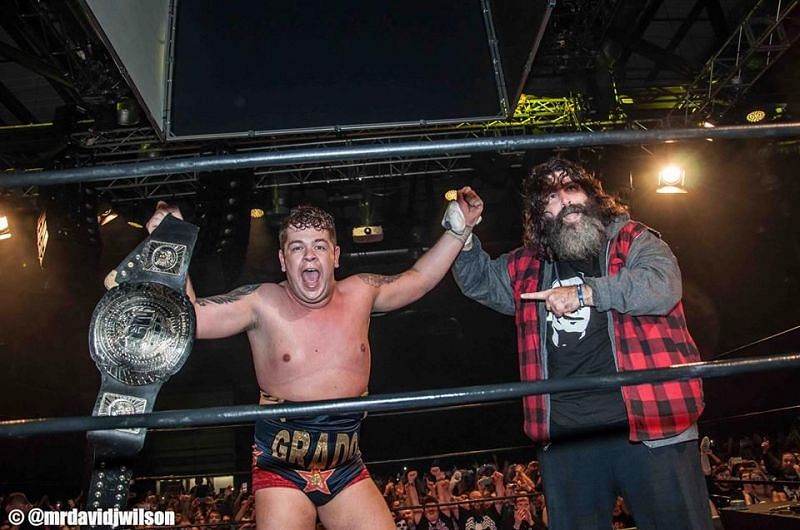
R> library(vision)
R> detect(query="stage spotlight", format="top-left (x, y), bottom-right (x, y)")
top-left (657, 165), bottom-right (688, 194)
top-left (250, 208), bottom-right (265, 219)
top-left (352, 190), bottom-right (383, 244)
top-left (352, 225), bottom-right (384, 244)
top-left (0, 214), bottom-right (11, 240)
top-left (746, 109), bottom-right (766, 123)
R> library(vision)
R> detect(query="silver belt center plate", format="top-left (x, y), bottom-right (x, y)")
top-left (90, 282), bottom-right (194, 386)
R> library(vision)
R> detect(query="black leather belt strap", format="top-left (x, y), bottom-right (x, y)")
top-left (86, 215), bottom-right (198, 519)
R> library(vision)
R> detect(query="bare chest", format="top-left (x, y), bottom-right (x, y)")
top-left (250, 288), bottom-right (373, 397)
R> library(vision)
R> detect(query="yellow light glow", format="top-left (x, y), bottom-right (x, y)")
top-left (657, 164), bottom-right (688, 194)
top-left (659, 165), bottom-right (684, 186)
top-left (250, 208), bottom-right (265, 219)
top-left (0, 215), bottom-right (10, 240)
top-left (656, 185), bottom-right (689, 194)
top-left (746, 109), bottom-right (766, 123)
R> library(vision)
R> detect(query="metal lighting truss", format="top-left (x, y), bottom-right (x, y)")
top-left (22, 96), bottom-right (618, 203)
top-left (671, 0), bottom-right (800, 123)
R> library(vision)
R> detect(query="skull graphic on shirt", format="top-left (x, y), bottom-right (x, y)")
top-left (547, 276), bottom-right (591, 347)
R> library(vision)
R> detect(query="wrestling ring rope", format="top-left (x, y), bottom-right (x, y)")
top-left (1, 352), bottom-right (798, 438)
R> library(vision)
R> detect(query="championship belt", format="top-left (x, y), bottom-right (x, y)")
top-left (86, 215), bottom-right (198, 514)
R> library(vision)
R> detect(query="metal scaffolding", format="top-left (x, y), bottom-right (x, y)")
top-left (11, 98), bottom-right (619, 201)
top-left (670, 0), bottom-right (800, 123)
top-left (6, 122), bottom-right (800, 192)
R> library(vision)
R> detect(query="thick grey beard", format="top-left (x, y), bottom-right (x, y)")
top-left (547, 207), bottom-right (607, 261)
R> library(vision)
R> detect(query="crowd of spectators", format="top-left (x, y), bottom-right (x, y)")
top-left (375, 458), bottom-right (625, 530)
top-left (703, 430), bottom-right (800, 512)
top-left (3, 423), bottom-right (799, 530)
top-left (376, 423), bottom-right (800, 529)
top-left (0, 478), bottom-right (254, 530)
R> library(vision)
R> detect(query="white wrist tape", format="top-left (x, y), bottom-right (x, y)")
top-left (441, 200), bottom-right (479, 250)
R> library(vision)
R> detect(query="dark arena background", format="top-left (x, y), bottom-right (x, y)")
top-left (1, 1), bottom-right (800, 528)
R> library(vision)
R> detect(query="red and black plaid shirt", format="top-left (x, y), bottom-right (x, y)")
top-left (508, 221), bottom-right (704, 442)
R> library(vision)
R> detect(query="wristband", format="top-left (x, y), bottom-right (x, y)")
top-left (576, 283), bottom-right (585, 308)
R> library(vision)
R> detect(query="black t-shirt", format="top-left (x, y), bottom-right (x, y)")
top-left (546, 258), bottom-right (627, 438)
top-left (459, 507), bottom-right (502, 530)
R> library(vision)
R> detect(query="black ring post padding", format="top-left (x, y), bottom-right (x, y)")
top-left (1, 352), bottom-right (799, 437)
top-left (3, 123), bottom-right (800, 187)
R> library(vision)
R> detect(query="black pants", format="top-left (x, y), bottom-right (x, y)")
top-left (538, 431), bottom-right (714, 530)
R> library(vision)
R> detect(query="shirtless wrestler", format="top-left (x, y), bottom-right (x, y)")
top-left (144, 188), bottom-right (483, 530)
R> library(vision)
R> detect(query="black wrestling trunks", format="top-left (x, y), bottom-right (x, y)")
top-left (251, 413), bottom-right (370, 506)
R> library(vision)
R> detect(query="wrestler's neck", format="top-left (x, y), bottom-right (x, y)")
top-left (284, 280), bottom-right (338, 310)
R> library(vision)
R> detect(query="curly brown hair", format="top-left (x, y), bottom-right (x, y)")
top-left (279, 205), bottom-right (337, 247)
top-left (522, 157), bottom-right (626, 258)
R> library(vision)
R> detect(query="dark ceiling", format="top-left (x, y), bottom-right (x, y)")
top-left (2, 0), bottom-right (799, 175)
top-left (1, 0), bottom-right (800, 497)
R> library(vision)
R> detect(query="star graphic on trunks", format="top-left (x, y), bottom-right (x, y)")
top-left (297, 469), bottom-right (334, 494)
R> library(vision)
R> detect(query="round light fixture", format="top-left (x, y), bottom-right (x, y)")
top-left (658, 165), bottom-right (684, 186)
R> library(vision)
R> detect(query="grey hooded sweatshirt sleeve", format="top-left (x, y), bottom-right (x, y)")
top-left (453, 220), bottom-right (682, 318)
top-left (451, 236), bottom-right (515, 316)
top-left (583, 220), bottom-right (683, 316)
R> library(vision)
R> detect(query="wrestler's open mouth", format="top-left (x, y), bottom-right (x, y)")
top-left (301, 268), bottom-right (320, 285)
top-left (563, 212), bottom-right (582, 223)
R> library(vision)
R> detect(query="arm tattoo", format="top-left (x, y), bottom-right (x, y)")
top-left (197, 283), bottom-right (261, 306)
top-left (357, 273), bottom-right (402, 287)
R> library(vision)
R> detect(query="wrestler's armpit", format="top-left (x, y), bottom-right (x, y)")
top-left (197, 283), bottom-right (261, 306)
top-left (357, 273), bottom-right (401, 287)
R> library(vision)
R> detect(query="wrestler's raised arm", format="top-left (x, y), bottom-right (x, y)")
top-left (359, 186), bottom-right (484, 313)
top-left (145, 202), bottom-right (261, 340)
top-left (192, 284), bottom-right (262, 339)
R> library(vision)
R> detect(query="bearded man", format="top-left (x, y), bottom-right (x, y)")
top-left (452, 158), bottom-right (713, 530)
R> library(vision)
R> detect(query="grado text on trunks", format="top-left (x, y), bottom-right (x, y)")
top-left (90, 282), bottom-right (194, 386)
top-left (271, 429), bottom-right (360, 470)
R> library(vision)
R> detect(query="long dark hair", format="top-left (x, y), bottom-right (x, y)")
top-left (522, 157), bottom-right (626, 257)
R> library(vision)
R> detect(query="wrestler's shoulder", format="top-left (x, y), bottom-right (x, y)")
top-left (243, 283), bottom-right (289, 316)
top-left (341, 272), bottom-right (402, 289)
top-left (236, 281), bottom-right (286, 303)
